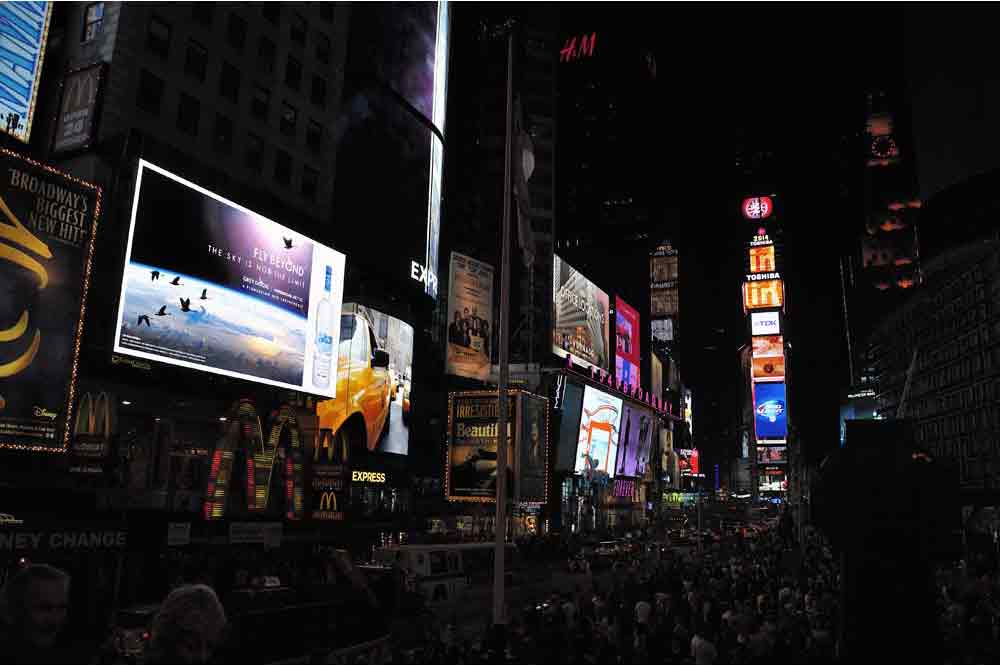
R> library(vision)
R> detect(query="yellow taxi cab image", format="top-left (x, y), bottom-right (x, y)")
top-left (316, 308), bottom-right (391, 454)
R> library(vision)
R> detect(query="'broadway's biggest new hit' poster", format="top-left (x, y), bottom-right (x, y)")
top-left (0, 149), bottom-right (101, 452)
top-left (114, 161), bottom-right (346, 397)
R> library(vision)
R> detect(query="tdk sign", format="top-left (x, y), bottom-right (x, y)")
top-left (751, 312), bottom-right (780, 336)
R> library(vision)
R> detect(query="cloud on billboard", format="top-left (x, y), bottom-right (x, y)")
top-left (114, 161), bottom-right (346, 398)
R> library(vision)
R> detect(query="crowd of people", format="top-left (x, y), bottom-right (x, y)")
top-left (4, 517), bottom-right (999, 663)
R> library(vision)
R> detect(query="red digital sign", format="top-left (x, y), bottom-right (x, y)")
top-left (615, 296), bottom-right (641, 392)
top-left (742, 196), bottom-right (774, 220)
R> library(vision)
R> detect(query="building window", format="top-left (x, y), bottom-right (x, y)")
top-left (227, 13), bottom-right (247, 51)
top-left (219, 61), bottom-right (240, 102)
top-left (191, 2), bottom-right (214, 26)
top-left (252, 86), bottom-right (270, 120)
top-left (176, 93), bottom-right (200, 135)
top-left (257, 36), bottom-right (276, 75)
top-left (261, 2), bottom-right (279, 25)
top-left (136, 69), bottom-right (164, 115)
top-left (306, 119), bottom-right (322, 152)
top-left (302, 166), bottom-right (318, 201)
top-left (146, 15), bottom-right (171, 58)
top-left (319, 3), bottom-right (334, 22)
top-left (310, 76), bottom-right (327, 108)
top-left (213, 114), bottom-right (233, 154)
top-left (184, 40), bottom-right (208, 82)
top-left (316, 33), bottom-right (331, 63)
top-left (285, 56), bottom-right (302, 89)
top-left (290, 13), bottom-right (306, 45)
top-left (245, 133), bottom-right (264, 173)
top-left (82, 3), bottom-right (104, 42)
top-left (280, 102), bottom-right (297, 136)
top-left (274, 150), bottom-right (291, 186)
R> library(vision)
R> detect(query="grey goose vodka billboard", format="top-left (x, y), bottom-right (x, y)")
top-left (114, 161), bottom-right (346, 397)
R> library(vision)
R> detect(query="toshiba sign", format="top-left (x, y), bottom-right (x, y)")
top-left (751, 312), bottom-right (780, 336)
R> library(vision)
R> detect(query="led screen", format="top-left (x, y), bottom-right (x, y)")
top-left (614, 403), bottom-right (654, 477)
top-left (676, 448), bottom-right (699, 476)
top-left (752, 355), bottom-right (785, 381)
top-left (615, 296), bottom-right (640, 392)
top-left (759, 466), bottom-right (787, 492)
top-left (553, 255), bottom-right (610, 370)
top-left (743, 278), bottom-right (784, 310)
top-left (575, 385), bottom-right (622, 477)
top-left (114, 161), bottom-right (346, 397)
top-left (757, 446), bottom-right (787, 464)
top-left (752, 335), bottom-right (784, 358)
top-left (749, 245), bottom-right (775, 273)
top-left (750, 311), bottom-right (780, 336)
top-left (754, 381), bottom-right (787, 443)
top-left (0, 2), bottom-right (52, 143)
top-left (554, 381), bottom-right (584, 472)
top-left (343, 303), bottom-right (413, 455)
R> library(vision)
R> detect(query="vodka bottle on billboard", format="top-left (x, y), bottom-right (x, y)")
top-left (313, 266), bottom-right (334, 389)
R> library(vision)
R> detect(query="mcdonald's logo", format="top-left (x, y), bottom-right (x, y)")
top-left (318, 491), bottom-right (338, 512)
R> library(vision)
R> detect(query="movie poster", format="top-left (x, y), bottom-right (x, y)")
top-left (517, 392), bottom-right (548, 503)
top-left (614, 404), bottom-right (654, 478)
top-left (552, 255), bottom-right (609, 371)
top-left (114, 162), bottom-right (346, 397)
top-left (0, 150), bottom-right (101, 452)
top-left (446, 252), bottom-right (493, 380)
top-left (447, 392), bottom-right (514, 501)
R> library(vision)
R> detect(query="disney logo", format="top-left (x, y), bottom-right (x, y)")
top-left (33, 406), bottom-right (58, 420)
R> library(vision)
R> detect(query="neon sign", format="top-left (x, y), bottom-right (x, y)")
top-left (560, 32), bottom-right (596, 62)
top-left (742, 196), bottom-right (773, 220)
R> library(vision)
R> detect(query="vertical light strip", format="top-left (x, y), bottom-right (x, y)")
top-left (424, 0), bottom-right (450, 299)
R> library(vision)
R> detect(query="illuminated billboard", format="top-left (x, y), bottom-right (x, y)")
top-left (517, 392), bottom-right (549, 503)
top-left (752, 355), bottom-right (785, 381)
top-left (446, 251), bottom-right (493, 380)
top-left (0, 150), bottom-right (102, 453)
top-left (752, 335), bottom-right (784, 358)
top-left (743, 279), bottom-right (784, 310)
top-left (750, 311), bottom-right (780, 336)
top-left (614, 296), bottom-right (640, 392)
top-left (754, 381), bottom-right (787, 443)
top-left (742, 196), bottom-right (773, 220)
top-left (614, 403), bottom-right (654, 477)
top-left (447, 391), bottom-right (515, 501)
top-left (676, 448), bottom-right (699, 476)
top-left (749, 245), bottom-right (775, 273)
top-left (759, 466), bottom-right (787, 492)
top-left (757, 446), bottom-right (787, 464)
top-left (554, 381), bottom-right (584, 472)
top-left (575, 385), bottom-right (622, 477)
top-left (552, 255), bottom-right (610, 370)
top-left (114, 161), bottom-right (346, 397)
top-left (343, 303), bottom-right (413, 455)
top-left (651, 317), bottom-right (674, 343)
top-left (0, 2), bottom-right (52, 143)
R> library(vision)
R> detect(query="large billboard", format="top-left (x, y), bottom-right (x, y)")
top-left (552, 255), bottom-right (609, 370)
top-left (749, 245), bottom-right (776, 274)
top-left (752, 335), bottom-right (784, 358)
top-left (750, 311), bottom-right (780, 336)
top-left (52, 63), bottom-right (104, 154)
top-left (614, 296), bottom-right (640, 392)
top-left (743, 278), bottom-right (784, 311)
top-left (446, 391), bottom-right (514, 501)
top-left (0, 150), bottom-right (101, 452)
top-left (446, 251), bottom-right (493, 380)
top-left (0, 2), bottom-right (52, 143)
top-left (554, 380), bottom-right (584, 472)
top-left (575, 385), bottom-right (622, 477)
top-left (757, 445), bottom-right (787, 464)
top-left (517, 392), bottom-right (548, 503)
top-left (651, 353), bottom-right (663, 402)
top-left (676, 448), bottom-right (699, 476)
top-left (752, 355), bottom-right (785, 381)
top-left (345, 303), bottom-right (413, 455)
top-left (754, 381), bottom-right (787, 443)
top-left (114, 161), bottom-right (346, 397)
top-left (614, 403), bottom-right (654, 478)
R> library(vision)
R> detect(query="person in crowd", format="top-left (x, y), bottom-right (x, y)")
top-left (146, 584), bottom-right (226, 664)
top-left (0, 563), bottom-right (73, 664)
top-left (448, 310), bottom-right (464, 345)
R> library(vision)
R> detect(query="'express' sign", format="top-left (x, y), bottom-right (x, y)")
top-left (351, 470), bottom-right (386, 484)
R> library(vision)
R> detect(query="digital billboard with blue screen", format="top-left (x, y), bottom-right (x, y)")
top-left (0, 2), bottom-right (52, 143)
top-left (754, 381), bottom-right (787, 443)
